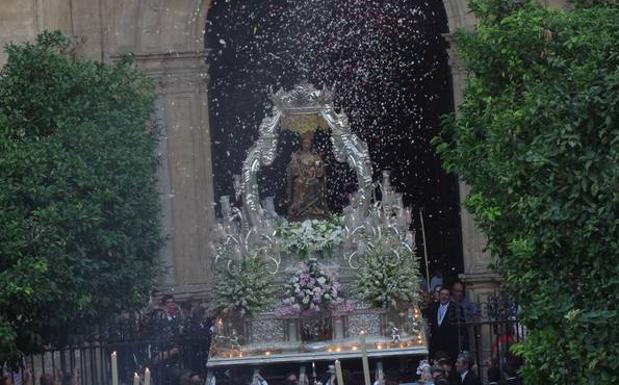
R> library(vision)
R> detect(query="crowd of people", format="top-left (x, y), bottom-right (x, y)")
top-left (1, 368), bottom-right (82, 385)
top-left (417, 272), bottom-right (523, 385)
top-left (111, 295), bottom-right (211, 385)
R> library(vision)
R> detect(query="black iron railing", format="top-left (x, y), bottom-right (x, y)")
top-left (4, 312), bottom-right (212, 385)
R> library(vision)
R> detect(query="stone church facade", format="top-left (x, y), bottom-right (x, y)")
top-left (0, 0), bottom-right (565, 306)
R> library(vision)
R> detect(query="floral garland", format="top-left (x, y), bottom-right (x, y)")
top-left (277, 259), bottom-right (341, 316)
top-left (210, 257), bottom-right (274, 317)
top-left (275, 216), bottom-right (343, 258)
top-left (352, 235), bottom-right (420, 309)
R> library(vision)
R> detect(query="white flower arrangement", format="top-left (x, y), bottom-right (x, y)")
top-left (277, 258), bottom-right (342, 317)
top-left (210, 256), bottom-right (274, 317)
top-left (416, 360), bottom-right (433, 384)
top-left (352, 234), bottom-right (421, 309)
top-left (275, 216), bottom-right (344, 258)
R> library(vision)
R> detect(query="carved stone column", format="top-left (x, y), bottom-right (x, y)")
top-left (443, 33), bottom-right (501, 300)
top-left (444, 34), bottom-right (501, 379)
top-left (129, 51), bottom-right (215, 300)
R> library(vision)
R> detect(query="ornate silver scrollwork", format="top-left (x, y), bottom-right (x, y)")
top-left (320, 106), bottom-right (373, 213)
top-left (240, 83), bottom-right (374, 226)
top-left (241, 110), bottom-right (282, 226)
top-left (213, 83), bottom-right (379, 273)
top-left (341, 171), bottom-right (415, 269)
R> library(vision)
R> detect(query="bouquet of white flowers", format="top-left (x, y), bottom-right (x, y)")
top-left (353, 234), bottom-right (420, 309)
top-left (210, 257), bottom-right (274, 317)
top-left (275, 216), bottom-right (343, 258)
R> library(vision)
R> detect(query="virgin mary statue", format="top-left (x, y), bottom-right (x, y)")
top-left (287, 132), bottom-right (329, 221)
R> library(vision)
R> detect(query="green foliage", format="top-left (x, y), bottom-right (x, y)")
top-left (0, 31), bottom-right (161, 360)
top-left (210, 257), bottom-right (274, 317)
top-left (570, 0), bottom-right (619, 9)
top-left (353, 235), bottom-right (420, 309)
top-left (434, 1), bottom-right (619, 383)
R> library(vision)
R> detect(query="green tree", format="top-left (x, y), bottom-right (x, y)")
top-left (434, 1), bottom-right (619, 383)
top-left (0, 31), bottom-right (162, 361)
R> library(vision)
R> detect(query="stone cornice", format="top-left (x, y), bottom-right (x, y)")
top-left (111, 50), bottom-right (210, 94)
top-left (459, 271), bottom-right (502, 285)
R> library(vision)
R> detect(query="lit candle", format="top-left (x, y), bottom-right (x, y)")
top-left (299, 366), bottom-right (307, 385)
top-left (376, 361), bottom-right (385, 385)
top-left (144, 368), bottom-right (151, 385)
top-left (335, 360), bottom-right (345, 385)
top-left (360, 332), bottom-right (371, 385)
top-left (312, 362), bottom-right (316, 379)
top-left (111, 352), bottom-right (118, 385)
top-left (133, 373), bottom-right (139, 385)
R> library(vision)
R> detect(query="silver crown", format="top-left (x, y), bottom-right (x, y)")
top-left (271, 82), bottom-right (334, 114)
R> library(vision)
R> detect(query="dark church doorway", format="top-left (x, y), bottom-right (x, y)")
top-left (205, 0), bottom-right (463, 282)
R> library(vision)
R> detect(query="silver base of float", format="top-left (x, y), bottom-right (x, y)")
top-left (207, 347), bottom-right (427, 385)
top-left (207, 345), bottom-right (427, 367)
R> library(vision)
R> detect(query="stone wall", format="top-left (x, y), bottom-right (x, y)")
top-left (0, 0), bottom-right (214, 299)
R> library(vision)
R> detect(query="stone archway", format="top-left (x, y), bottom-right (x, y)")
top-left (108, 0), bottom-right (215, 300)
top-left (441, 0), bottom-right (501, 302)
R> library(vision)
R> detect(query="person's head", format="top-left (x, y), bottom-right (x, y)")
top-left (439, 287), bottom-right (450, 305)
top-left (300, 133), bottom-right (313, 151)
top-left (455, 351), bottom-right (474, 374)
top-left (161, 294), bottom-right (175, 306)
top-left (430, 365), bottom-right (444, 381)
top-left (437, 357), bottom-right (452, 373)
top-left (284, 372), bottom-right (297, 384)
top-left (1, 374), bottom-right (13, 385)
top-left (451, 281), bottom-right (465, 303)
top-left (432, 286), bottom-right (442, 301)
top-left (189, 373), bottom-right (202, 385)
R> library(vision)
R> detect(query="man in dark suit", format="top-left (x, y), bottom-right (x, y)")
top-left (455, 351), bottom-right (481, 385)
top-left (424, 287), bottom-right (460, 362)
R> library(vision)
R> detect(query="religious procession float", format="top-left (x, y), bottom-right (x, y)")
top-left (206, 83), bottom-right (427, 384)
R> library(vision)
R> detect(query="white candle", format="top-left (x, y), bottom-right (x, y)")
top-left (111, 352), bottom-right (118, 385)
top-left (144, 368), bottom-right (151, 385)
top-left (376, 361), bottom-right (385, 385)
top-left (312, 362), bottom-right (317, 379)
top-left (335, 360), bottom-right (345, 385)
top-left (360, 332), bottom-right (371, 385)
top-left (133, 373), bottom-right (139, 385)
